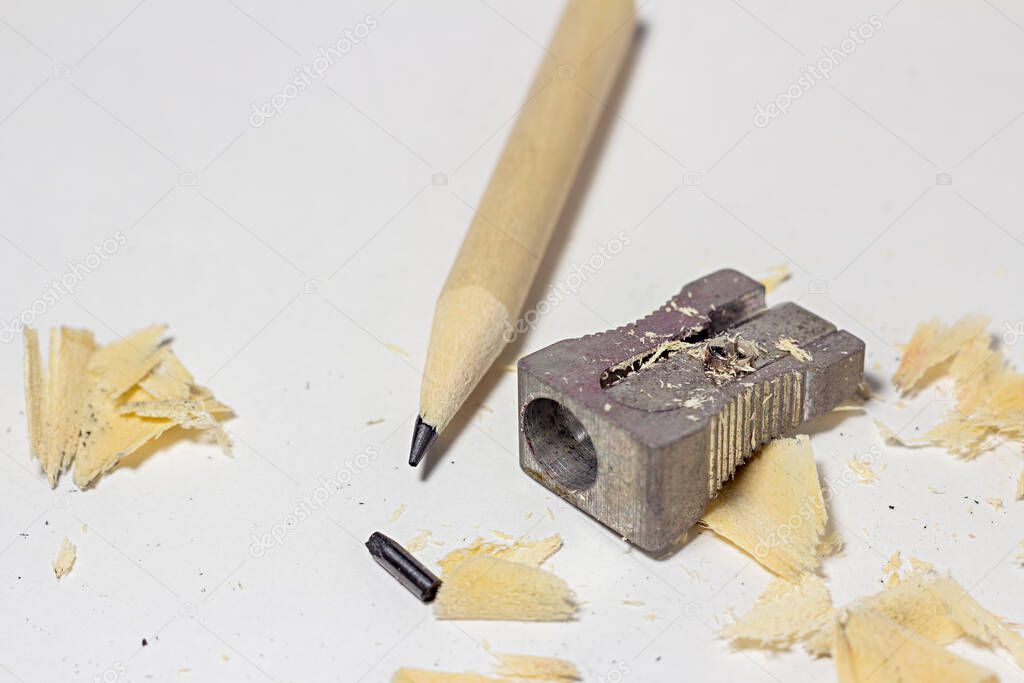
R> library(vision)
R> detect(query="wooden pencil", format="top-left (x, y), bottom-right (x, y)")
top-left (410, 0), bottom-right (635, 466)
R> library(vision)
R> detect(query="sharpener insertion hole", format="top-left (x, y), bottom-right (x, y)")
top-left (523, 398), bottom-right (597, 491)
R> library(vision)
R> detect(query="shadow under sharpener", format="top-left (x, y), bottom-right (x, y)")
top-left (516, 269), bottom-right (865, 553)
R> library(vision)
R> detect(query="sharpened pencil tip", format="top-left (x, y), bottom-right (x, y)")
top-left (409, 416), bottom-right (437, 467)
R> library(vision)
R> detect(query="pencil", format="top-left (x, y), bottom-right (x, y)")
top-left (410, 0), bottom-right (636, 466)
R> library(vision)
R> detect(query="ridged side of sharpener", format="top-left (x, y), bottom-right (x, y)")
top-left (706, 371), bottom-right (804, 494)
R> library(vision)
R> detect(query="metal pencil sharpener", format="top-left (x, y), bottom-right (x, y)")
top-left (516, 269), bottom-right (865, 552)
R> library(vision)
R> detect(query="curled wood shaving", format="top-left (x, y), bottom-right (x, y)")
top-left (701, 435), bottom-right (829, 581)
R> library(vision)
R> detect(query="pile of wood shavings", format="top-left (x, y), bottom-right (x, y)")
top-left (433, 534), bottom-right (575, 621)
top-left (722, 556), bottom-right (1024, 682)
top-left (885, 315), bottom-right (1024, 497)
top-left (24, 325), bottom-right (232, 489)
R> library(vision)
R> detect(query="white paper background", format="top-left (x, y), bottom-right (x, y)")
top-left (1, 1), bottom-right (1023, 681)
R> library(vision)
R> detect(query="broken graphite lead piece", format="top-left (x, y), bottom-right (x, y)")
top-left (366, 532), bottom-right (441, 603)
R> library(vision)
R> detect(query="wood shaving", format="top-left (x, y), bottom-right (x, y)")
top-left (24, 327), bottom-right (99, 485)
top-left (434, 556), bottom-right (576, 621)
top-left (1017, 470), bottom-right (1024, 501)
top-left (384, 343), bottom-right (410, 358)
top-left (491, 652), bottom-right (579, 680)
top-left (437, 534), bottom-right (562, 576)
top-left (881, 551), bottom-right (901, 584)
top-left (892, 315), bottom-right (989, 394)
top-left (908, 557), bottom-right (934, 573)
top-left (890, 317), bottom-right (1024, 482)
top-left (73, 386), bottom-right (179, 487)
top-left (137, 351), bottom-right (194, 400)
top-left (119, 399), bottom-right (231, 456)
top-left (392, 670), bottom-right (499, 683)
top-left (873, 420), bottom-right (922, 448)
top-left (758, 264), bottom-right (790, 294)
top-left (23, 326), bottom-right (232, 489)
top-left (701, 435), bottom-right (829, 581)
top-left (833, 606), bottom-right (996, 683)
top-left (393, 652), bottom-right (580, 683)
top-left (775, 336), bottom-right (812, 362)
top-left (405, 530), bottom-right (431, 553)
top-left (434, 534), bottom-right (574, 621)
top-left (727, 566), bottom-right (1024, 678)
top-left (53, 537), bottom-right (76, 580)
top-left (817, 531), bottom-right (843, 558)
top-left (88, 324), bottom-right (170, 399)
top-left (986, 497), bottom-right (1003, 511)
top-left (720, 574), bottom-right (835, 654)
top-left (847, 458), bottom-right (877, 484)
